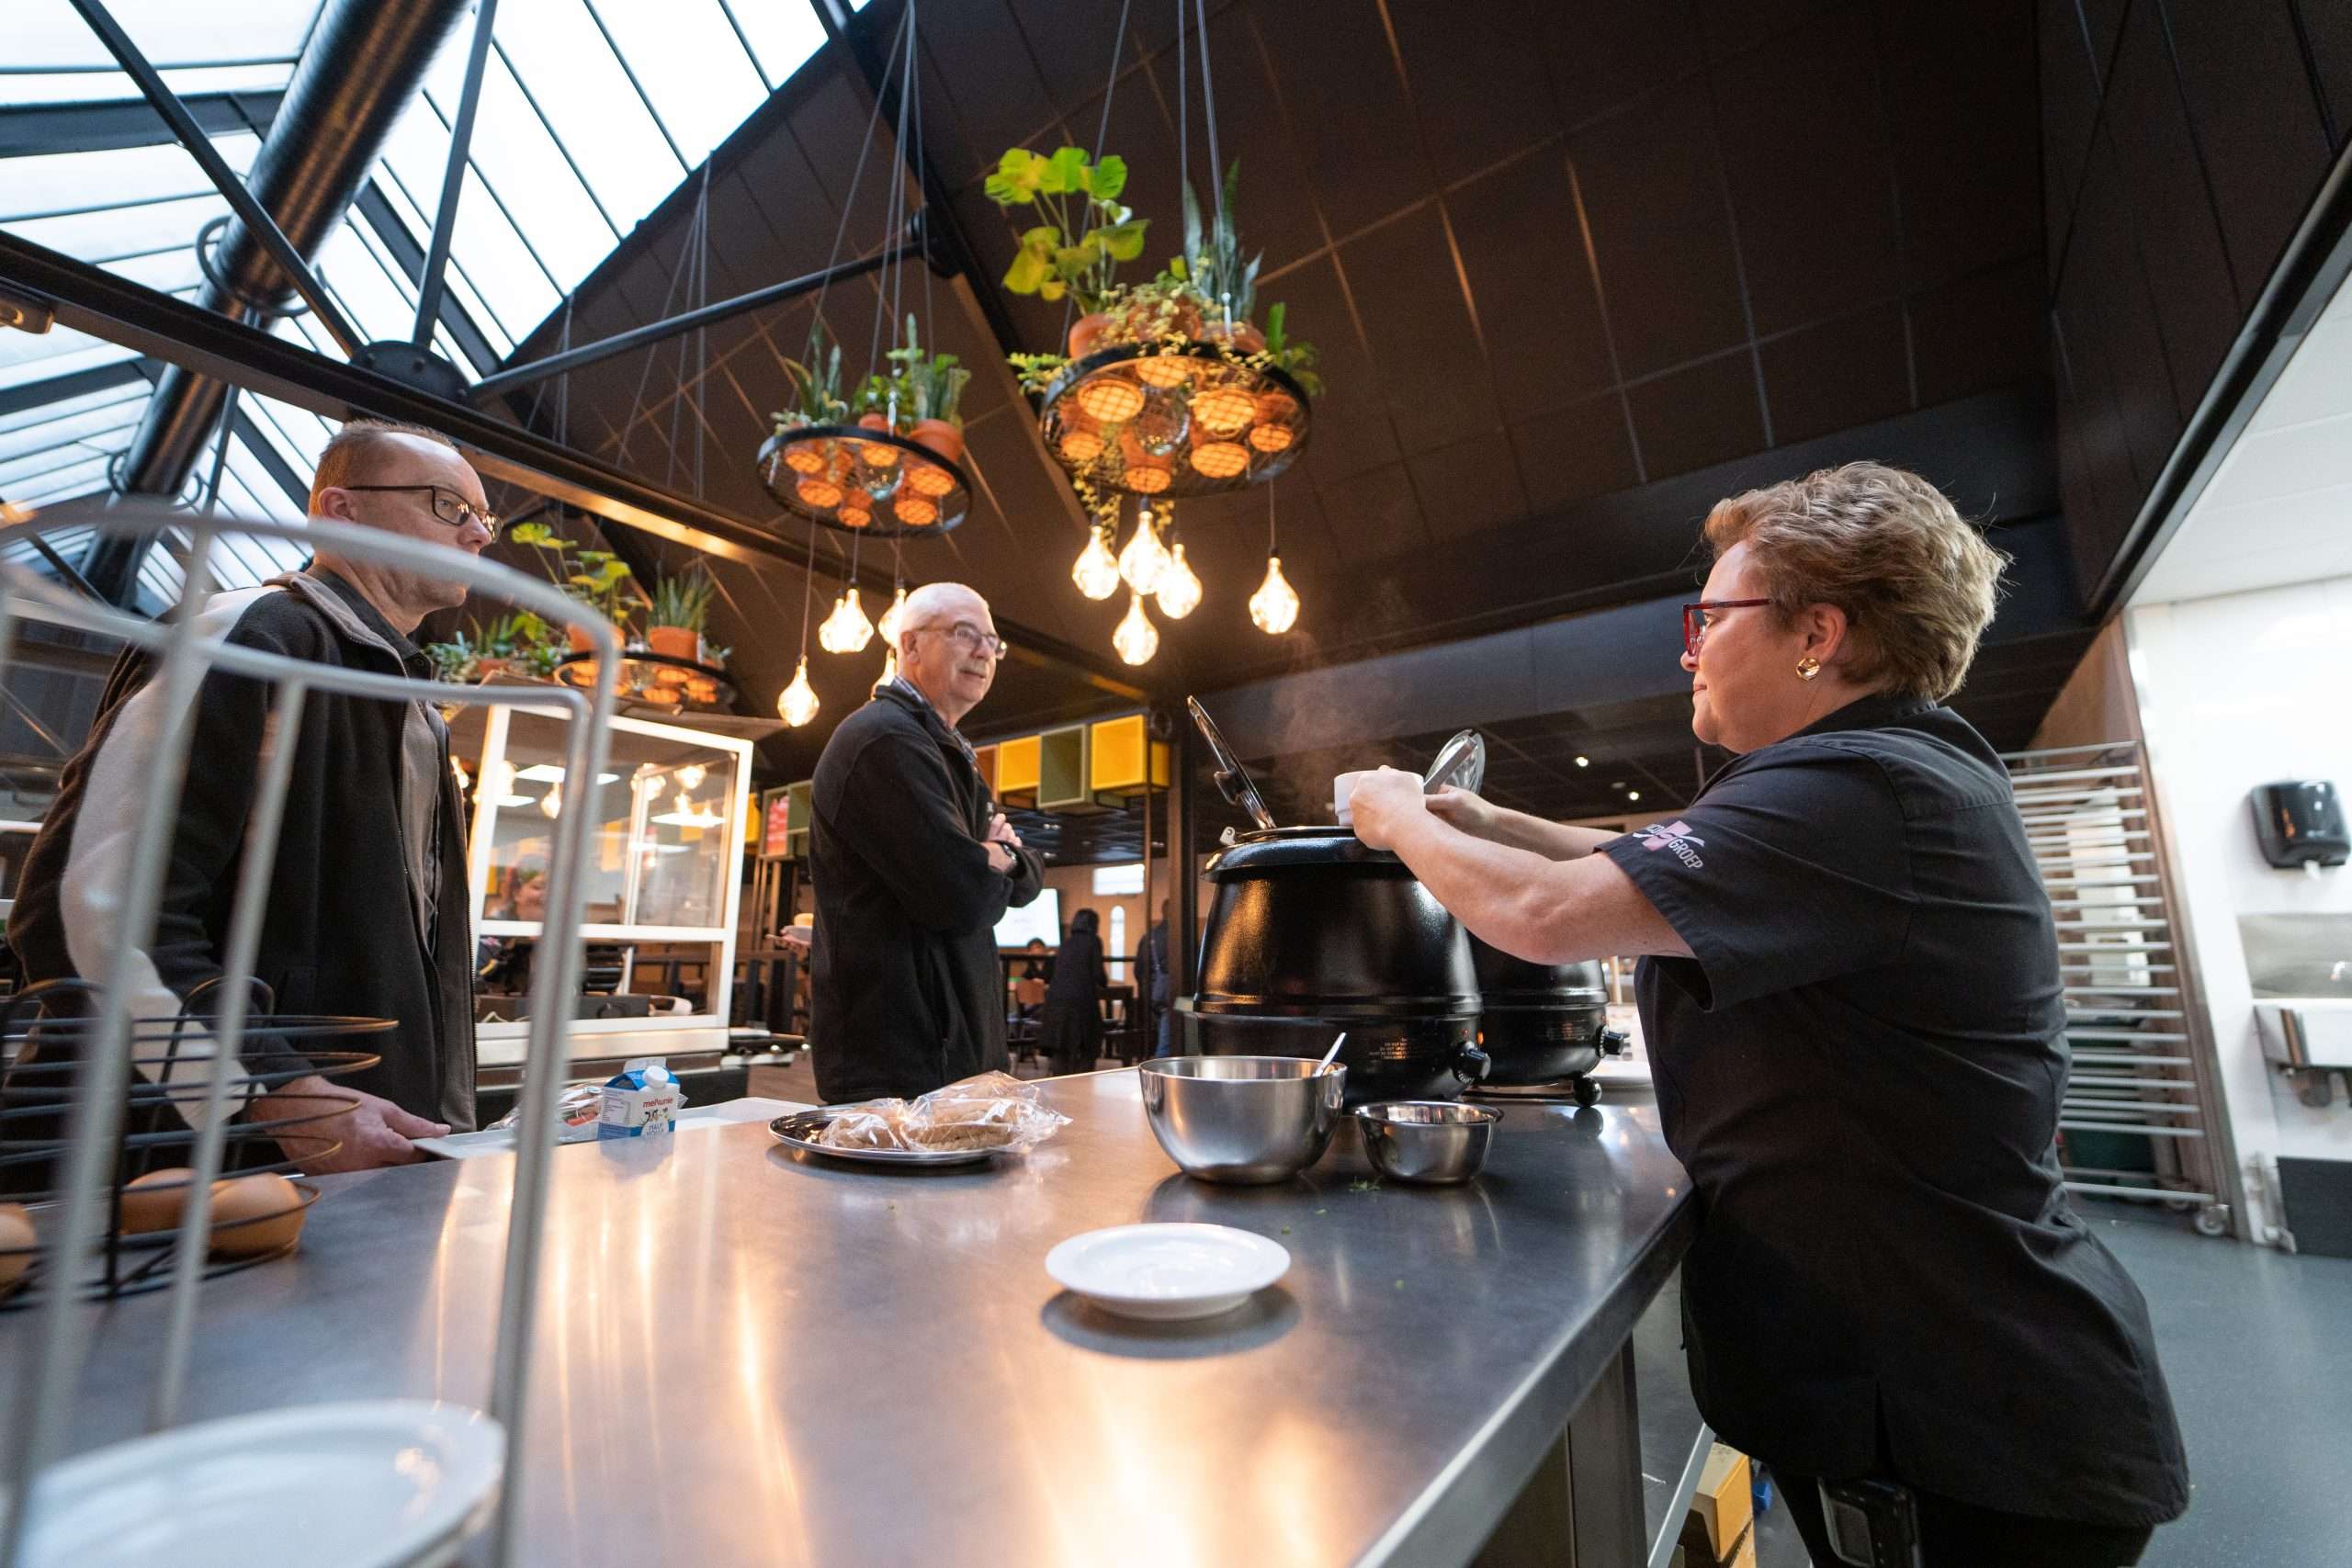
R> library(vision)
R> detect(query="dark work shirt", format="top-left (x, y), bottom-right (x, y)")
top-left (1600, 692), bottom-right (2188, 1527)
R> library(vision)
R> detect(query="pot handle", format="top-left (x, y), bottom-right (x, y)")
top-left (1450, 1041), bottom-right (1491, 1086)
top-left (1599, 1028), bottom-right (1631, 1058)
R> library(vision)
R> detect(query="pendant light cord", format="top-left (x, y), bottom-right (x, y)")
top-left (808, 3), bottom-right (910, 336)
top-left (1267, 477), bottom-right (1278, 558)
top-left (1059, 0), bottom-right (1136, 347)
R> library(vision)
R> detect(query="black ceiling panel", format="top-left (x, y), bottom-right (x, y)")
top-left (1625, 351), bottom-right (1767, 480)
top-left (1693, 0), bottom-right (1843, 62)
top-left (2159, 0), bottom-right (2333, 310)
top-left (1447, 148), bottom-right (1618, 416)
top-left (1249, 0), bottom-right (1433, 240)
top-left (919, 0), bottom-right (1064, 183)
top-left (1568, 79), bottom-right (1749, 377)
top-left (1536, 1), bottom-right (1702, 129)
top-left (1316, 459), bottom-right (1431, 568)
top-left (1385, 0), bottom-right (1561, 185)
top-left (1273, 255), bottom-right (1400, 487)
top-left (1758, 301), bottom-right (1911, 446)
top-left (1909, 257), bottom-right (2047, 409)
top-left (2102, 2), bottom-right (2239, 421)
top-left (1409, 433), bottom-right (1532, 544)
top-left (1003, 0), bottom-right (1149, 118)
top-left (2038, 0), bottom-right (2102, 275)
top-left (1508, 392), bottom-right (1641, 515)
top-left (1712, 5), bottom-right (1902, 334)
top-left (1340, 202), bottom-right (1501, 455)
top-left (1883, 0), bottom-right (2041, 293)
top-left (2304, 0), bottom-right (2352, 152)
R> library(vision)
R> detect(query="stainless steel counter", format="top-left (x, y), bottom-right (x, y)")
top-left (2, 1070), bottom-right (1692, 1567)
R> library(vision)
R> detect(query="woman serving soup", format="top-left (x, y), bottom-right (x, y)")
top-left (1345, 463), bottom-right (2187, 1567)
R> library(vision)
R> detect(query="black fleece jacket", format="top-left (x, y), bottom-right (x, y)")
top-left (808, 682), bottom-right (1042, 1101)
top-left (6, 571), bottom-right (477, 1138)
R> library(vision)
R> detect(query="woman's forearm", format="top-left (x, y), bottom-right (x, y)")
top-left (1386, 811), bottom-right (1690, 964)
top-left (1486, 810), bottom-right (1622, 862)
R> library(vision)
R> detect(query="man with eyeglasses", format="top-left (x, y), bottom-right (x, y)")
top-left (808, 582), bottom-right (1045, 1101)
top-left (9, 419), bottom-right (494, 1175)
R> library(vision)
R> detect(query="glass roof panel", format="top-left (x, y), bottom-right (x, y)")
top-left (0, 326), bottom-right (142, 393)
top-left (1, 134), bottom-right (259, 220)
top-left (441, 51), bottom-right (616, 290)
top-left (0, 62), bottom-right (298, 108)
top-left (8, 0), bottom-right (317, 71)
top-left (587, 0), bottom-right (767, 164)
top-left (8, 192), bottom-right (232, 269)
top-left (720, 0), bottom-right (830, 89)
top-left (493, 0), bottom-right (679, 230)
top-left (0, 383), bottom-right (148, 443)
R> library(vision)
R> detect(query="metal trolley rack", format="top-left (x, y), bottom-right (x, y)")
top-left (0, 502), bottom-right (618, 1567)
top-left (2004, 741), bottom-right (2240, 1237)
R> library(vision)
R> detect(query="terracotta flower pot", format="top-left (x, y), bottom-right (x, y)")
top-left (909, 418), bottom-right (964, 466)
top-left (568, 624), bottom-right (594, 655)
top-left (647, 626), bottom-right (698, 662)
top-left (1068, 312), bottom-right (1114, 359)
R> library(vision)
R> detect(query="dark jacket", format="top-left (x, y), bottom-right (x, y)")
top-left (808, 682), bottom-right (1042, 1101)
top-left (1046, 915), bottom-right (1107, 1003)
top-left (6, 571), bottom-right (477, 1134)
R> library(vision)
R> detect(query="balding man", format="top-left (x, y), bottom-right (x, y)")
top-left (808, 582), bottom-right (1043, 1100)
top-left (8, 419), bottom-right (493, 1172)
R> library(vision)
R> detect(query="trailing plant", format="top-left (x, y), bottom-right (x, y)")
top-left (984, 145), bottom-right (1148, 312)
top-left (1008, 351), bottom-right (1069, 395)
top-left (647, 568), bottom-right (716, 634)
top-left (423, 611), bottom-right (564, 683)
top-left (504, 519), bottom-right (640, 638)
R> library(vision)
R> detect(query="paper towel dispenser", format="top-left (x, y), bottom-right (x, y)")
top-left (2251, 780), bottom-right (2348, 869)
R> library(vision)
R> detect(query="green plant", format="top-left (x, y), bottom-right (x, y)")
top-left (647, 568), bottom-right (715, 634)
top-left (424, 611), bottom-right (564, 684)
top-left (984, 145), bottom-right (1148, 313)
top-left (424, 628), bottom-right (482, 683)
top-left (1170, 160), bottom-right (1260, 327)
top-left (504, 519), bottom-right (639, 637)
top-left (889, 314), bottom-right (972, 425)
top-left (1261, 301), bottom-right (1323, 398)
top-left (774, 322), bottom-right (849, 430)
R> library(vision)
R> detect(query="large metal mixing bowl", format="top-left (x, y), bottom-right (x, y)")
top-left (1137, 1056), bottom-right (1348, 1185)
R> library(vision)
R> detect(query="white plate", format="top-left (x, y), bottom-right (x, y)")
top-left (1045, 1223), bottom-right (1291, 1322)
top-left (17, 1400), bottom-right (504, 1568)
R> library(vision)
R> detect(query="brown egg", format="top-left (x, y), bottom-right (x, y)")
top-left (120, 1168), bottom-right (195, 1235)
top-left (207, 1174), bottom-right (307, 1258)
top-left (0, 1202), bottom-right (35, 1294)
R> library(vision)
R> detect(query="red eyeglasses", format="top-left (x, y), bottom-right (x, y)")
top-left (1681, 599), bottom-right (1770, 659)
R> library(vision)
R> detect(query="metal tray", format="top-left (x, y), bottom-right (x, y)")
top-left (766, 1110), bottom-right (1003, 1168)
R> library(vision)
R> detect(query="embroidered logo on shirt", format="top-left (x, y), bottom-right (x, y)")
top-left (1638, 820), bottom-right (1705, 869)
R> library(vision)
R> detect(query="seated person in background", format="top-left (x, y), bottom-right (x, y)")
top-left (1012, 936), bottom-right (1049, 1017)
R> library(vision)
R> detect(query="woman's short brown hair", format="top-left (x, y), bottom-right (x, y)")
top-left (1702, 461), bottom-right (2007, 702)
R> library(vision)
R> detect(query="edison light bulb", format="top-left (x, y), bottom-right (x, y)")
top-left (820, 587), bottom-right (875, 654)
top-left (1117, 507), bottom-right (1170, 594)
top-left (1112, 592), bottom-right (1160, 665)
top-left (539, 780), bottom-right (562, 820)
top-left (876, 585), bottom-right (909, 647)
top-left (677, 763), bottom-right (707, 793)
top-left (1249, 553), bottom-right (1300, 634)
top-left (1071, 526), bottom-right (1120, 601)
top-left (778, 657), bottom-right (820, 726)
top-left (1155, 542), bottom-right (1202, 619)
top-left (879, 648), bottom-right (899, 686)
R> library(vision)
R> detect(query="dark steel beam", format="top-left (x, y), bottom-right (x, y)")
top-left (64, 0), bottom-right (364, 355)
top-left (352, 182), bottom-right (503, 376)
top-left (111, 0), bottom-right (469, 498)
top-left (0, 89), bottom-right (285, 160)
top-left (468, 236), bottom-right (925, 403)
top-left (413, 0), bottom-right (500, 350)
top-left (0, 230), bottom-right (1148, 699)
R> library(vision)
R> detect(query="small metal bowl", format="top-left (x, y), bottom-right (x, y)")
top-left (1138, 1056), bottom-right (1347, 1185)
top-left (1354, 1101), bottom-right (1501, 1185)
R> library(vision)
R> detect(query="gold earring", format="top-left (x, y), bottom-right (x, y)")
top-left (1796, 656), bottom-right (1822, 682)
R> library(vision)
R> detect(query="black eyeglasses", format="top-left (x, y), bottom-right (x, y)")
top-left (1681, 599), bottom-right (1770, 658)
top-left (913, 621), bottom-right (1009, 660)
top-left (336, 483), bottom-right (502, 538)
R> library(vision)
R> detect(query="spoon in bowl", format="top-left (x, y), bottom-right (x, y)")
top-left (1316, 1032), bottom-right (1349, 1075)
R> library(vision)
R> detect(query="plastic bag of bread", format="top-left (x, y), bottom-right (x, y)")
top-left (815, 1072), bottom-right (1069, 1155)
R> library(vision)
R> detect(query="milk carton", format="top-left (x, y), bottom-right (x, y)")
top-left (597, 1058), bottom-right (684, 1138)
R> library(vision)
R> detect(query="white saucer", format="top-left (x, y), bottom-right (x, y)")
top-left (16, 1399), bottom-right (504, 1568)
top-left (1046, 1223), bottom-right (1291, 1321)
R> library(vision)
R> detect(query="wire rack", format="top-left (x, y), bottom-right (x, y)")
top-left (0, 502), bottom-right (620, 1568)
top-left (2004, 741), bottom-right (2237, 1237)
